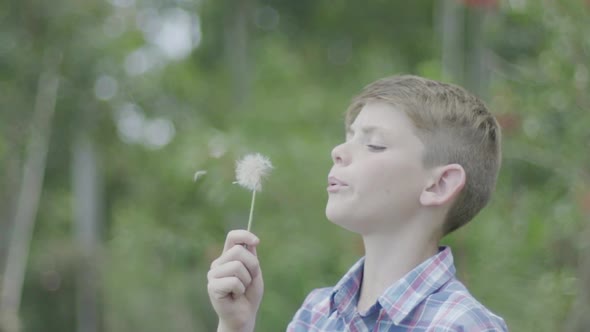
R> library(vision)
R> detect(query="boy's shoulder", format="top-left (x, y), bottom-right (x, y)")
top-left (408, 278), bottom-right (508, 331)
top-left (377, 247), bottom-right (507, 330)
top-left (292, 281), bottom-right (508, 331)
top-left (289, 248), bottom-right (508, 331)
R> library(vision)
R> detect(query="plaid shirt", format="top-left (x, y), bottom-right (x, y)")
top-left (287, 247), bottom-right (508, 331)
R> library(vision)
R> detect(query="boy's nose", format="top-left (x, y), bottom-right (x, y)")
top-left (331, 143), bottom-right (350, 165)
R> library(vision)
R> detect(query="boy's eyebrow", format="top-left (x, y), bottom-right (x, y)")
top-left (346, 125), bottom-right (384, 135)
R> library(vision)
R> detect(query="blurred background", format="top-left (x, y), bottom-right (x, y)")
top-left (1, 0), bottom-right (589, 331)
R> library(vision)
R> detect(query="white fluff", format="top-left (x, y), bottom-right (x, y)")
top-left (193, 170), bottom-right (207, 182)
top-left (234, 153), bottom-right (273, 192)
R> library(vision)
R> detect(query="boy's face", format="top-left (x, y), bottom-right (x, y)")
top-left (326, 102), bottom-right (430, 234)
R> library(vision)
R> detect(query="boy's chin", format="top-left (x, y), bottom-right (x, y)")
top-left (325, 205), bottom-right (344, 223)
top-left (325, 208), bottom-right (364, 234)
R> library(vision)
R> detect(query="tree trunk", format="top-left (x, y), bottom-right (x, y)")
top-left (72, 131), bottom-right (102, 332)
top-left (439, 0), bottom-right (465, 83)
top-left (224, 0), bottom-right (255, 112)
top-left (0, 54), bottom-right (61, 332)
top-left (466, 6), bottom-right (490, 99)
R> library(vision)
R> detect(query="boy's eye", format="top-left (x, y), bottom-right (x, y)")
top-left (367, 145), bottom-right (386, 151)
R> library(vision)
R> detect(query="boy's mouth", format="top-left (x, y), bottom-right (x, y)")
top-left (327, 176), bottom-right (348, 192)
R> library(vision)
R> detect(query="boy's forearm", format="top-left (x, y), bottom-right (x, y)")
top-left (217, 320), bottom-right (256, 332)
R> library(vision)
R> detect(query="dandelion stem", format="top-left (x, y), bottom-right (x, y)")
top-left (247, 189), bottom-right (256, 232)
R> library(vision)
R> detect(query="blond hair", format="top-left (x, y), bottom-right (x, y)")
top-left (345, 75), bottom-right (502, 235)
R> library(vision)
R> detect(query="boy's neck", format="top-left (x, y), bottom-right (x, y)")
top-left (357, 223), bottom-right (439, 313)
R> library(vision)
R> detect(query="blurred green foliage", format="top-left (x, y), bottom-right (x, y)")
top-left (1, 0), bottom-right (589, 331)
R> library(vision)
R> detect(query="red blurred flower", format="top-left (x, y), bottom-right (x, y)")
top-left (459, 0), bottom-right (499, 8)
top-left (579, 191), bottom-right (590, 215)
top-left (496, 113), bottom-right (522, 135)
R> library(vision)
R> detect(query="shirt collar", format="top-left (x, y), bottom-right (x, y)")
top-left (329, 256), bottom-right (364, 316)
top-left (329, 246), bottom-right (456, 324)
top-left (378, 246), bottom-right (456, 324)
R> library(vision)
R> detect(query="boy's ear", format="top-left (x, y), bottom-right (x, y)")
top-left (420, 164), bottom-right (466, 207)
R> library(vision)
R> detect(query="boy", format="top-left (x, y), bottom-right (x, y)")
top-left (207, 75), bottom-right (508, 331)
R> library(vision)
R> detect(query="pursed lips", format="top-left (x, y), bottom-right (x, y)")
top-left (327, 175), bottom-right (348, 192)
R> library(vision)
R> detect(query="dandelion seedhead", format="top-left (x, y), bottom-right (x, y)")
top-left (234, 153), bottom-right (273, 192)
top-left (234, 153), bottom-right (273, 232)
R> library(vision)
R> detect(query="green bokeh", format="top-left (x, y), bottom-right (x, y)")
top-left (1, 0), bottom-right (589, 331)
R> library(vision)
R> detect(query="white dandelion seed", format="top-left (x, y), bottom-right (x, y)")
top-left (193, 170), bottom-right (207, 182)
top-left (234, 153), bottom-right (273, 231)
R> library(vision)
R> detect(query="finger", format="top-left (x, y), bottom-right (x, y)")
top-left (208, 277), bottom-right (246, 299)
top-left (223, 230), bottom-right (260, 252)
top-left (213, 245), bottom-right (261, 279)
top-left (208, 260), bottom-right (252, 287)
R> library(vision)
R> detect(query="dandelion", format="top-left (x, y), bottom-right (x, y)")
top-left (234, 153), bottom-right (273, 231)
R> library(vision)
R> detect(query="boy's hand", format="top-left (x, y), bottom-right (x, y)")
top-left (207, 230), bottom-right (263, 332)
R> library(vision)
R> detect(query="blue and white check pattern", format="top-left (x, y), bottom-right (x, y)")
top-left (287, 247), bottom-right (508, 331)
